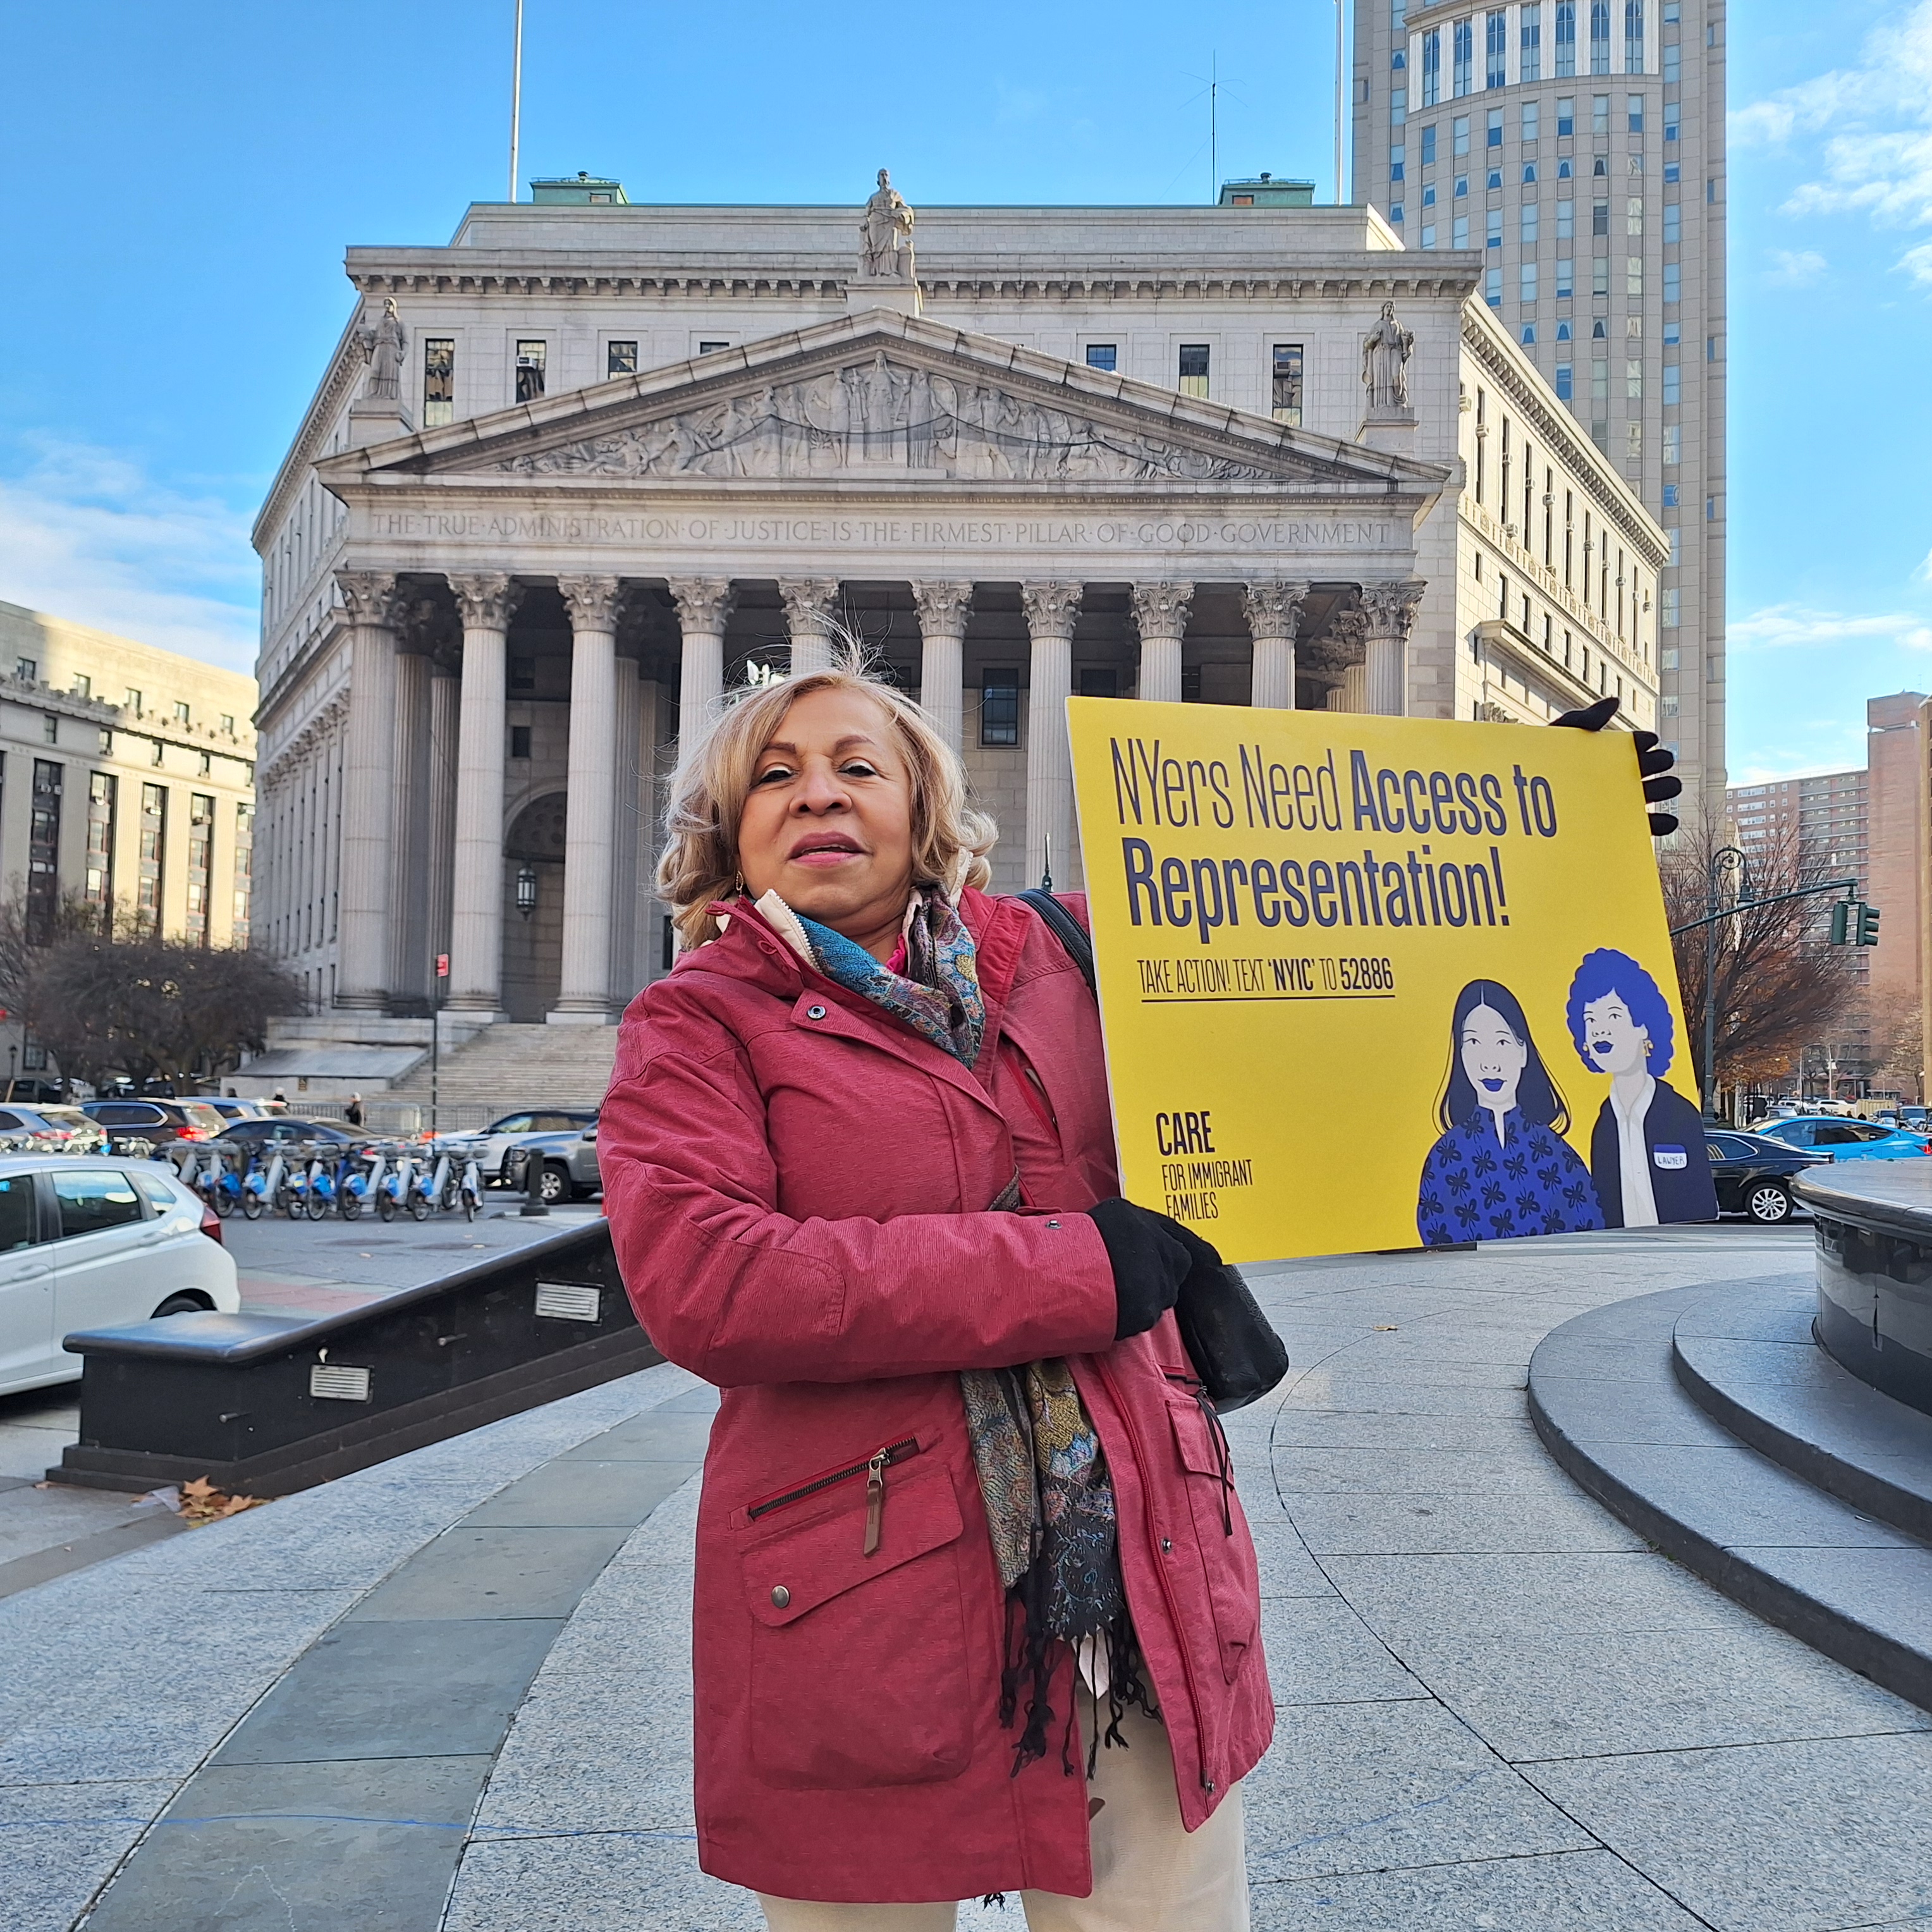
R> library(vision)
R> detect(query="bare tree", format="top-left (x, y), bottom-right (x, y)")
top-left (0, 894), bottom-right (301, 1091)
top-left (1663, 817), bottom-right (1860, 1103)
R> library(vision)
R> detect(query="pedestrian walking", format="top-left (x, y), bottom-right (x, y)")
top-left (601, 656), bottom-right (1269, 1927)
top-left (345, 1092), bottom-right (364, 1128)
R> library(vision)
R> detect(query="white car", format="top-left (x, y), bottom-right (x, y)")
top-left (439, 1110), bottom-right (597, 1182)
top-left (0, 1155), bottom-right (240, 1397)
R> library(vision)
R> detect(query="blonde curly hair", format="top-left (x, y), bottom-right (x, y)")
top-left (657, 641), bottom-right (998, 951)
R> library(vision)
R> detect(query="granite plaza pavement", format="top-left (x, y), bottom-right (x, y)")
top-left (5, 1221), bottom-right (1930, 1931)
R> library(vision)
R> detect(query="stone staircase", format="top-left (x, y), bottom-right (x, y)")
top-left (382, 1024), bottom-right (621, 1115)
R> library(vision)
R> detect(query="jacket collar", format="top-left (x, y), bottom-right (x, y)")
top-left (678, 887), bottom-right (1036, 1111)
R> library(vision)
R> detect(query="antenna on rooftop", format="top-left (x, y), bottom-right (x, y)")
top-left (1210, 52), bottom-right (1218, 203)
top-left (508, 0), bottom-right (525, 203)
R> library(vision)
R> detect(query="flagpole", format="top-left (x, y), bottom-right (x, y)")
top-left (508, 0), bottom-right (525, 203)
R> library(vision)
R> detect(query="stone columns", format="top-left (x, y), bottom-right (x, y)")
top-left (1360, 580), bottom-right (1426, 717)
top-left (1337, 664), bottom-right (1367, 711)
top-left (780, 578), bottom-right (842, 675)
top-left (670, 578), bottom-right (734, 750)
top-left (1022, 582), bottom-right (1083, 890)
top-left (552, 575), bottom-right (622, 1022)
top-left (389, 644), bottom-right (432, 1003)
top-left (609, 655), bottom-right (642, 1002)
top-left (1131, 582), bottom-right (1192, 704)
top-left (427, 662), bottom-right (461, 979)
top-left (911, 581), bottom-right (972, 752)
top-left (446, 573), bottom-right (520, 1017)
top-left (1244, 580), bottom-right (1311, 710)
top-left (332, 570), bottom-right (399, 1010)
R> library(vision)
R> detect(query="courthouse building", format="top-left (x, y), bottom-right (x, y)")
top-left (253, 179), bottom-right (1663, 1057)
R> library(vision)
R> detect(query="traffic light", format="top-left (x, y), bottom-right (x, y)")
top-left (1830, 901), bottom-right (1850, 945)
top-left (1857, 902), bottom-right (1881, 947)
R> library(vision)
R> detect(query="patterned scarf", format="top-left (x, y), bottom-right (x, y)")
top-left (769, 888), bottom-right (1140, 1771)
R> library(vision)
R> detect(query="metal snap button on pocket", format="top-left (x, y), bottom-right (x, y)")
top-left (806, 1005), bottom-right (826, 1020)
top-left (771, 1584), bottom-right (791, 1608)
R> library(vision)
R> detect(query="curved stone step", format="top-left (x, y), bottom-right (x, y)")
top-left (1671, 1277), bottom-right (1932, 1544)
top-left (1527, 1280), bottom-right (1932, 1715)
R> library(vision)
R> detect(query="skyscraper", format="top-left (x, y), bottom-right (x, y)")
top-left (1354, 1), bottom-right (1727, 810)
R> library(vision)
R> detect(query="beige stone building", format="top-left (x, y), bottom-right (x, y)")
top-left (0, 601), bottom-right (259, 1074)
top-left (252, 180), bottom-right (1662, 1088)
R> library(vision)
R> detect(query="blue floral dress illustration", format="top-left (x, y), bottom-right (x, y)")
top-left (1416, 1109), bottom-right (1605, 1245)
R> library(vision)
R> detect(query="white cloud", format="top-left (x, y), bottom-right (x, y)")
top-left (1730, 740), bottom-right (1871, 786)
top-left (0, 436), bottom-right (259, 673)
top-left (1902, 240), bottom-right (1932, 284)
top-left (1734, 3), bottom-right (1932, 276)
top-left (1765, 247), bottom-right (1829, 286)
top-left (1729, 602), bottom-right (1932, 653)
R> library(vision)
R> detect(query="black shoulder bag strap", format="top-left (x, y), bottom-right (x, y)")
top-left (1014, 888), bottom-right (1095, 996)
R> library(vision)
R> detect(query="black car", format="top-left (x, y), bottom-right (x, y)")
top-left (1704, 1130), bottom-right (1829, 1224)
top-left (213, 1116), bottom-right (355, 1150)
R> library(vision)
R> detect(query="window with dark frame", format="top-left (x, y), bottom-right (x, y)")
top-left (980, 668), bottom-right (1020, 748)
top-left (424, 338), bottom-right (455, 427)
top-left (607, 339), bottom-right (639, 377)
top-left (1078, 667), bottom-right (1119, 698)
top-left (233, 801), bottom-right (254, 946)
top-left (1177, 344), bottom-right (1210, 398)
top-left (1085, 343), bottom-right (1118, 372)
top-left (515, 339), bottom-right (547, 403)
top-left (1271, 343), bottom-right (1304, 425)
top-left (85, 771), bottom-right (116, 928)
top-left (186, 792), bottom-right (214, 947)
top-left (27, 760), bottom-right (61, 944)
top-left (137, 782), bottom-right (167, 935)
top-left (510, 725), bottom-right (533, 758)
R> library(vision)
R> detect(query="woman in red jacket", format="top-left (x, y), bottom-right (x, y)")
top-left (599, 656), bottom-right (1271, 1929)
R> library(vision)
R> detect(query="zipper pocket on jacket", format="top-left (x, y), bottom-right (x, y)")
top-left (745, 1437), bottom-right (921, 1546)
top-left (1003, 1042), bottom-right (1060, 1135)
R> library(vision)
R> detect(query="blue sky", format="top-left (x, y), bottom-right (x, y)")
top-left (1, 2), bottom-right (1928, 785)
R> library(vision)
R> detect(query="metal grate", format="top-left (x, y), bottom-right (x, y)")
top-left (309, 1364), bottom-right (372, 1402)
top-left (534, 1281), bottom-right (602, 1323)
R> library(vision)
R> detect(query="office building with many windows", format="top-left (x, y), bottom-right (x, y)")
top-left (1355, 0), bottom-right (1726, 811)
top-left (0, 601), bottom-right (259, 1075)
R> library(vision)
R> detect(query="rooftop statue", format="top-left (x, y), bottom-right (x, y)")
top-left (859, 169), bottom-right (915, 282)
top-left (1361, 300), bottom-right (1415, 415)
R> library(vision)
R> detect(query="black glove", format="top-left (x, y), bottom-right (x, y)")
top-left (1551, 697), bottom-right (1682, 837)
top-left (1088, 1197), bottom-right (1208, 1340)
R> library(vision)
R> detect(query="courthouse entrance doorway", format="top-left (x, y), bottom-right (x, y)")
top-left (501, 792), bottom-right (566, 1024)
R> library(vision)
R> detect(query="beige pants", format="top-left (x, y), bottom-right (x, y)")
top-left (757, 1705), bottom-right (1249, 1932)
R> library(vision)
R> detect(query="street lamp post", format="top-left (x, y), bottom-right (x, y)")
top-left (1702, 845), bottom-right (1747, 1123)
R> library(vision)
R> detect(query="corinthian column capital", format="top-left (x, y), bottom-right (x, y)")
top-left (1359, 579), bottom-right (1426, 643)
top-left (1022, 581), bottom-right (1084, 642)
top-left (448, 572), bottom-right (521, 632)
top-left (559, 574), bottom-right (624, 634)
top-left (910, 580), bottom-right (973, 638)
top-left (1243, 578), bottom-right (1311, 643)
top-left (778, 577), bottom-right (843, 641)
top-left (669, 577), bottom-right (737, 636)
top-left (334, 570), bottom-right (399, 628)
top-left (1130, 580), bottom-right (1194, 640)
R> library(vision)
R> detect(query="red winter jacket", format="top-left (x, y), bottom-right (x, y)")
top-left (599, 886), bottom-right (1272, 1904)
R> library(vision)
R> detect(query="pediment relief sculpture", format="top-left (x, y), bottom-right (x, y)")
top-left (484, 353), bottom-right (1290, 486)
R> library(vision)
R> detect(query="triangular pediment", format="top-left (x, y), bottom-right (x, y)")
top-left (321, 309), bottom-right (1446, 499)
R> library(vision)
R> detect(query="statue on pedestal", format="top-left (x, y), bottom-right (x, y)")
top-left (859, 169), bottom-right (915, 281)
top-left (360, 297), bottom-right (408, 402)
top-left (1361, 301), bottom-right (1415, 415)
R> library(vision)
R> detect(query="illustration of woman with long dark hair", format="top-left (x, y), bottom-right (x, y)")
top-left (1565, 948), bottom-right (1717, 1227)
top-left (1416, 979), bottom-right (1605, 1245)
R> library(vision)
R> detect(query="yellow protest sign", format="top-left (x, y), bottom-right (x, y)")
top-left (1068, 698), bottom-right (1713, 1264)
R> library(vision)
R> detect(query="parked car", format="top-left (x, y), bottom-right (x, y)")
top-left (0, 1104), bottom-right (108, 1155)
top-left (80, 1098), bottom-right (229, 1151)
top-left (1, 1079), bottom-right (68, 1105)
top-left (211, 1116), bottom-right (355, 1151)
top-left (1751, 1116), bottom-right (1931, 1161)
top-left (205, 1098), bottom-right (271, 1125)
top-left (0, 1154), bottom-right (239, 1398)
top-left (1703, 1131), bottom-right (1830, 1225)
top-left (443, 1111), bottom-right (597, 1183)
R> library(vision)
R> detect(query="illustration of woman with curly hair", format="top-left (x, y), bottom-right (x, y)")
top-left (1416, 979), bottom-right (1605, 1245)
top-left (1565, 948), bottom-right (1716, 1227)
